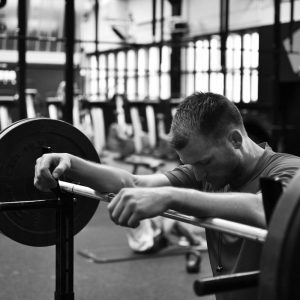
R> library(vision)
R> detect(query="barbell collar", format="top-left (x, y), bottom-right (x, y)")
top-left (58, 180), bottom-right (267, 242)
top-left (193, 270), bottom-right (260, 296)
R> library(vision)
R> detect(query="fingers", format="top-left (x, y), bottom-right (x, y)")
top-left (52, 159), bottom-right (69, 179)
top-left (34, 153), bottom-right (69, 192)
top-left (107, 189), bottom-right (141, 228)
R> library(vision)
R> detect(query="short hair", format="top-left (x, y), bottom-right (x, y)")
top-left (169, 92), bottom-right (245, 150)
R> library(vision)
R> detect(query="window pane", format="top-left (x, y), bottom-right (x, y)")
top-left (187, 43), bottom-right (195, 71)
top-left (196, 39), bottom-right (209, 71)
top-left (195, 72), bottom-right (209, 92)
top-left (210, 37), bottom-right (221, 71)
top-left (186, 73), bottom-right (194, 95)
top-left (160, 73), bottom-right (170, 99)
top-left (99, 55), bottom-right (106, 79)
top-left (210, 72), bottom-right (223, 94)
top-left (108, 77), bottom-right (116, 99)
top-left (127, 77), bottom-right (136, 100)
top-left (138, 49), bottom-right (146, 75)
top-left (233, 35), bottom-right (241, 69)
top-left (251, 33), bottom-right (259, 68)
top-left (149, 47), bottom-right (159, 73)
top-left (108, 53), bottom-right (115, 70)
top-left (243, 70), bottom-right (251, 103)
top-left (161, 46), bottom-right (171, 72)
top-left (251, 70), bottom-right (258, 102)
top-left (117, 51), bottom-right (125, 76)
top-left (117, 77), bottom-right (125, 94)
top-left (127, 50), bottom-right (136, 76)
top-left (149, 75), bottom-right (159, 99)
top-left (233, 71), bottom-right (241, 103)
top-left (243, 34), bottom-right (251, 69)
top-left (138, 76), bottom-right (146, 99)
top-left (226, 36), bottom-right (233, 69)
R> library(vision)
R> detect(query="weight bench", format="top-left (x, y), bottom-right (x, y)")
top-left (122, 154), bottom-right (165, 174)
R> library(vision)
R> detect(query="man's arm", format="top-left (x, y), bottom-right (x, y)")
top-left (108, 186), bottom-right (266, 229)
top-left (34, 153), bottom-right (171, 193)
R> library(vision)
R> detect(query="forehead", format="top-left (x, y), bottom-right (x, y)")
top-left (177, 134), bottom-right (216, 164)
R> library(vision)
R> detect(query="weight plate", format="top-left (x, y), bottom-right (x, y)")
top-left (259, 170), bottom-right (300, 299)
top-left (0, 118), bottom-right (100, 247)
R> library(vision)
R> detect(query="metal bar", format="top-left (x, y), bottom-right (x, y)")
top-left (193, 270), bottom-right (260, 296)
top-left (152, 0), bottom-right (157, 41)
top-left (55, 194), bottom-right (74, 300)
top-left (58, 180), bottom-right (268, 242)
top-left (95, 0), bottom-right (100, 98)
top-left (272, 0), bottom-right (282, 150)
top-left (0, 199), bottom-right (58, 211)
top-left (63, 0), bottom-right (74, 124)
top-left (17, 0), bottom-right (27, 119)
top-left (289, 0), bottom-right (294, 51)
top-left (0, 34), bottom-right (131, 45)
top-left (220, 0), bottom-right (229, 95)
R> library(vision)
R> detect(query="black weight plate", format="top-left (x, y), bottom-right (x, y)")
top-left (0, 118), bottom-right (100, 247)
top-left (259, 170), bottom-right (300, 299)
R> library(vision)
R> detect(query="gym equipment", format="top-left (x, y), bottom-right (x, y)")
top-left (57, 180), bottom-right (267, 242)
top-left (0, 118), bottom-right (99, 247)
top-left (0, 95), bottom-right (16, 131)
top-left (0, 117), bottom-right (299, 299)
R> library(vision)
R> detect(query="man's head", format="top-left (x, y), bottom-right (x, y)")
top-left (169, 92), bottom-right (248, 189)
top-left (170, 92), bottom-right (245, 149)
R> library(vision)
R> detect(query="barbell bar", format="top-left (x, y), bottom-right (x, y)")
top-left (58, 180), bottom-right (268, 243)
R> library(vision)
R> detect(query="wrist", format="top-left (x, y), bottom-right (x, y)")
top-left (162, 187), bottom-right (179, 211)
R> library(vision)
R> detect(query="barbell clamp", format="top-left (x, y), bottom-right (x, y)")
top-left (193, 270), bottom-right (260, 296)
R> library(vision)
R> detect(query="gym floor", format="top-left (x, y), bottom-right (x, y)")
top-left (0, 151), bottom-right (215, 300)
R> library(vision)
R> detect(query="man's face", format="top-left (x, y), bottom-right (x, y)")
top-left (177, 133), bottom-right (241, 189)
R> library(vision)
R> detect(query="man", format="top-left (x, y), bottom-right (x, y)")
top-left (34, 92), bottom-right (300, 300)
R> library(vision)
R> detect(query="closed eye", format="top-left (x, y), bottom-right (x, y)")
top-left (196, 158), bottom-right (211, 166)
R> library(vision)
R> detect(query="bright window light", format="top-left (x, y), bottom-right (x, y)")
top-left (210, 37), bottom-right (221, 71)
top-left (160, 73), bottom-right (170, 99)
top-left (161, 46), bottom-right (171, 72)
top-left (210, 72), bottom-right (223, 95)
top-left (138, 49), bottom-right (146, 75)
top-left (149, 75), bottom-right (159, 99)
top-left (196, 72), bottom-right (209, 92)
top-left (251, 70), bottom-right (258, 102)
top-left (149, 47), bottom-right (159, 73)
top-left (243, 70), bottom-right (251, 103)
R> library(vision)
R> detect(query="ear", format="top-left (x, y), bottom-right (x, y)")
top-left (228, 129), bottom-right (243, 149)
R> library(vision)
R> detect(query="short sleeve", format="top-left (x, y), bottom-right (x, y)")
top-left (265, 154), bottom-right (300, 189)
top-left (164, 164), bottom-right (203, 189)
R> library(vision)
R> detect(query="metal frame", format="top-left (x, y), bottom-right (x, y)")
top-left (0, 196), bottom-right (74, 300)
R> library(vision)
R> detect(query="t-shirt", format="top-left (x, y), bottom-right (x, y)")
top-left (164, 144), bottom-right (300, 300)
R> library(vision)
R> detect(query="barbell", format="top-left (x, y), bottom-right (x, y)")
top-left (58, 180), bottom-right (267, 242)
top-left (0, 117), bottom-right (300, 299)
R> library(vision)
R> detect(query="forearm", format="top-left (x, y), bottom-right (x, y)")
top-left (66, 155), bottom-right (136, 193)
top-left (166, 188), bottom-right (266, 228)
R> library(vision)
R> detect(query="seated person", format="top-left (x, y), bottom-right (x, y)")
top-left (106, 94), bottom-right (150, 158)
top-left (34, 92), bottom-right (300, 300)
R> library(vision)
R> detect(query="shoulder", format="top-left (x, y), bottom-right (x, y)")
top-left (262, 151), bottom-right (300, 187)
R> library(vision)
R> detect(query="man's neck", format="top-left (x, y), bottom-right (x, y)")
top-left (231, 138), bottom-right (265, 189)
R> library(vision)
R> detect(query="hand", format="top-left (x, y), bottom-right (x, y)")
top-left (34, 153), bottom-right (71, 192)
top-left (107, 187), bottom-right (172, 228)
